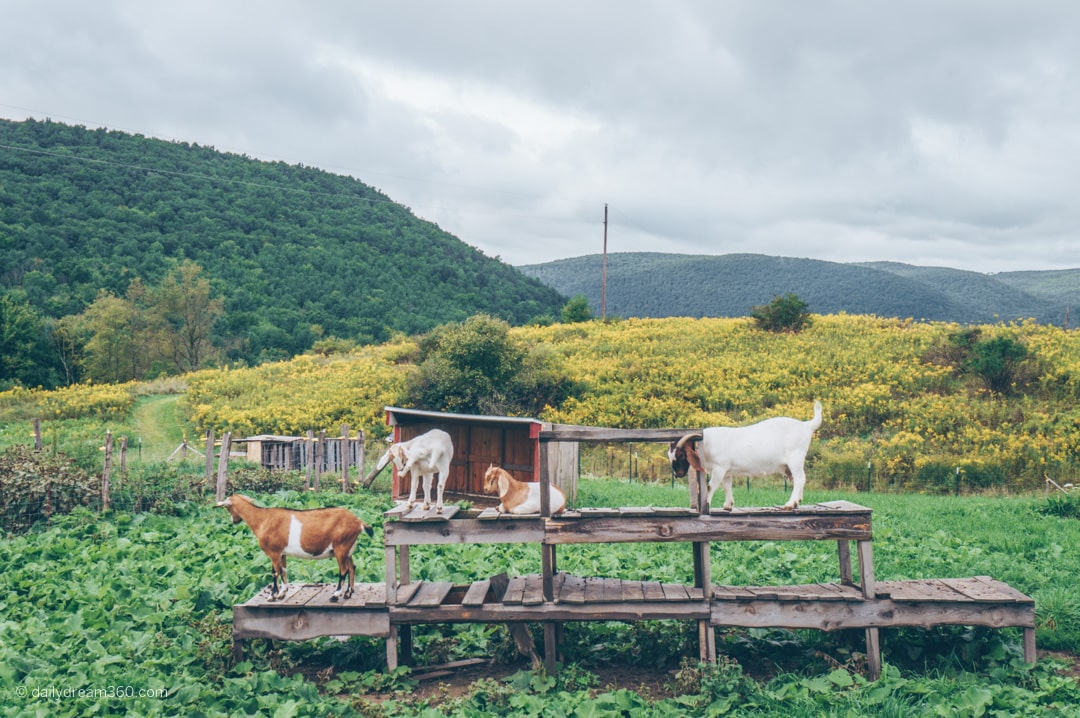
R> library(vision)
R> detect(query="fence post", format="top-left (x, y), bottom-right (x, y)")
top-left (102, 430), bottom-right (113, 512)
top-left (32, 418), bottom-right (42, 451)
top-left (205, 429), bottom-right (215, 486)
top-left (314, 430), bottom-right (325, 491)
top-left (341, 424), bottom-right (350, 493)
top-left (305, 430), bottom-right (315, 490)
top-left (216, 432), bottom-right (232, 502)
top-left (119, 436), bottom-right (128, 483)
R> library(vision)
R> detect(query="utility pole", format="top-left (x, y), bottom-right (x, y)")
top-left (601, 203), bottom-right (608, 320)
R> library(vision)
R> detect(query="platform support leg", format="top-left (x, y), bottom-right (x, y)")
top-left (865, 628), bottom-right (881, 680)
top-left (544, 623), bottom-right (558, 675)
top-left (837, 541), bottom-right (853, 585)
top-left (1023, 627), bottom-right (1037, 665)
top-left (386, 626), bottom-right (398, 672)
top-left (232, 637), bottom-right (245, 664)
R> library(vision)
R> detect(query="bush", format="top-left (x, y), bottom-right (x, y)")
top-left (0, 445), bottom-right (100, 533)
top-left (750, 293), bottom-right (812, 333)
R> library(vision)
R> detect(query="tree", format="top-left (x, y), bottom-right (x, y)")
top-left (751, 293), bottom-right (812, 333)
top-left (405, 314), bottom-right (577, 416)
top-left (0, 293), bottom-right (63, 388)
top-left (79, 290), bottom-right (147, 383)
top-left (965, 335), bottom-right (1029, 395)
top-left (154, 262), bottom-right (224, 372)
top-left (561, 295), bottom-right (593, 323)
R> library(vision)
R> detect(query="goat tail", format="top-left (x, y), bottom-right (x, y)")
top-left (809, 400), bottom-right (823, 430)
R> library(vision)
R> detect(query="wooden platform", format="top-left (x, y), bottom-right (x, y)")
top-left (233, 501), bottom-right (1037, 676)
top-left (234, 574), bottom-right (1034, 640)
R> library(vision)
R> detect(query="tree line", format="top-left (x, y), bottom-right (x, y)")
top-left (2, 261), bottom-right (221, 387)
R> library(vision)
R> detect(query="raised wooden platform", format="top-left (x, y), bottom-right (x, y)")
top-left (233, 574), bottom-right (1034, 653)
top-left (232, 501), bottom-right (1037, 676)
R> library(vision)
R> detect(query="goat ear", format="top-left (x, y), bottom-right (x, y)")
top-left (685, 442), bottom-right (704, 472)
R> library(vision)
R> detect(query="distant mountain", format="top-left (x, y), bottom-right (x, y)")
top-left (518, 253), bottom-right (1073, 325)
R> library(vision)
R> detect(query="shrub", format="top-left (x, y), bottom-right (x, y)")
top-left (750, 293), bottom-right (812, 333)
top-left (0, 445), bottom-right (100, 533)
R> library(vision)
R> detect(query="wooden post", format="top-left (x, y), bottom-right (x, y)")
top-left (314, 430), bottom-right (325, 491)
top-left (119, 436), bottom-right (128, 481)
top-left (32, 418), bottom-right (42, 451)
top-left (205, 430), bottom-right (215, 486)
top-left (216, 432), bottom-right (232, 502)
top-left (305, 430), bottom-right (314, 489)
top-left (341, 425), bottom-right (350, 493)
top-left (102, 430), bottom-right (113, 512)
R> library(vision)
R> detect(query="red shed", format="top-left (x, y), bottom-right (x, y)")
top-left (381, 407), bottom-right (578, 501)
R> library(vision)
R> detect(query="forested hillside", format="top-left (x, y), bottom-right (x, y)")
top-left (0, 118), bottom-right (566, 388)
top-left (519, 253), bottom-right (1074, 325)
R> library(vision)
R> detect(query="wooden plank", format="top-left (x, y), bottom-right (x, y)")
top-left (385, 518), bottom-right (545, 546)
top-left (619, 507), bottom-right (655, 517)
top-left (522, 575), bottom-right (546, 606)
top-left (642, 581), bottom-right (667, 602)
top-left (232, 606), bottom-right (390, 640)
top-left (274, 584), bottom-right (324, 607)
top-left (710, 597), bottom-right (1034, 631)
top-left (399, 505), bottom-right (461, 522)
top-left (503, 576), bottom-right (527, 605)
top-left (969, 576), bottom-right (1033, 603)
top-left (461, 580), bottom-right (491, 607)
top-left (383, 503), bottom-right (411, 519)
top-left (352, 583), bottom-right (387, 608)
top-left (651, 507), bottom-right (698, 517)
top-left (686, 586), bottom-right (705, 601)
top-left (305, 584), bottom-right (352, 607)
top-left (558, 575), bottom-right (586, 604)
top-left (477, 507), bottom-right (502, 520)
top-left (710, 585), bottom-right (758, 600)
top-left (577, 507), bottom-right (622, 518)
top-left (409, 581), bottom-right (454, 608)
top-left (543, 513), bottom-right (872, 544)
top-left (585, 577), bottom-right (607, 603)
top-left (396, 582), bottom-right (423, 605)
top-left (661, 583), bottom-right (691, 601)
top-left (622, 580), bottom-right (645, 602)
top-left (604, 578), bottom-right (624, 602)
top-left (877, 579), bottom-right (969, 602)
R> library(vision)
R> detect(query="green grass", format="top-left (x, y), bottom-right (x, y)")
top-left (1, 477), bottom-right (1079, 716)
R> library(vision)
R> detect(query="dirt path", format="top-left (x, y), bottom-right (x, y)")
top-left (131, 394), bottom-right (187, 462)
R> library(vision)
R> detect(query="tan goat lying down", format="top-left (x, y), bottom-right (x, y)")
top-left (483, 464), bottom-right (566, 514)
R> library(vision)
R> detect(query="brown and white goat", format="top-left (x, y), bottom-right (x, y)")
top-left (218, 494), bottom-right (374, 601)
top-left (669, 400), bottom-right (823, 512)
top-left (483, 465), bottom-right (566, 515)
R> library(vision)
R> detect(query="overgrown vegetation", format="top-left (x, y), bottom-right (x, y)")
top-left (1, 483), bottom-right (1079, 716)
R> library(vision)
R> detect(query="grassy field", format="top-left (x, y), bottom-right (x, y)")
top-left (1, 475), bottom-right (1078, 716)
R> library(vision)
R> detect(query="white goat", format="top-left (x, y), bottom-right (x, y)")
top-left (483, 464), bottom-right (566, 515)
top-left (374, 429), bottom-right (454, 512)
top-left (669, 401), bottom-right (822, 511)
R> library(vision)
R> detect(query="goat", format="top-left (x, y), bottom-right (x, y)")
top-left (218, 494), bottom-right (374, 601)
top-left (483, 464), bottom-right (566, 515)
top-left (669, 400), bottom-right (823, 512)
top-left (372, 428), bottom-right (454, 513)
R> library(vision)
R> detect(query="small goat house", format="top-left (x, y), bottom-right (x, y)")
top-left (380, 407), bottom-right (579, 503)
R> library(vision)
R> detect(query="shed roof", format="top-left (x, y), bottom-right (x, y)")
top-left (383, 406), bottom-right (545, 428)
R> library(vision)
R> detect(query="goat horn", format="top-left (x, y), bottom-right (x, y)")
top-left (675, 432), bottom-right (703, 449)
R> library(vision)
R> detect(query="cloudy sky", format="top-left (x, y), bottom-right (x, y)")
top-left (3, 1), bottom-right (1080, 273)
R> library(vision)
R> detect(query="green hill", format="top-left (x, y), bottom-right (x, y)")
top-left (519, 252), bottom-right (1071, 324)
top-left (0, 118), bottom-right (566, 374)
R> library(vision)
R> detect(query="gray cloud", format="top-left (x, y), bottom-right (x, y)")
top-left (3, 1), bottom-right (1080, 272)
